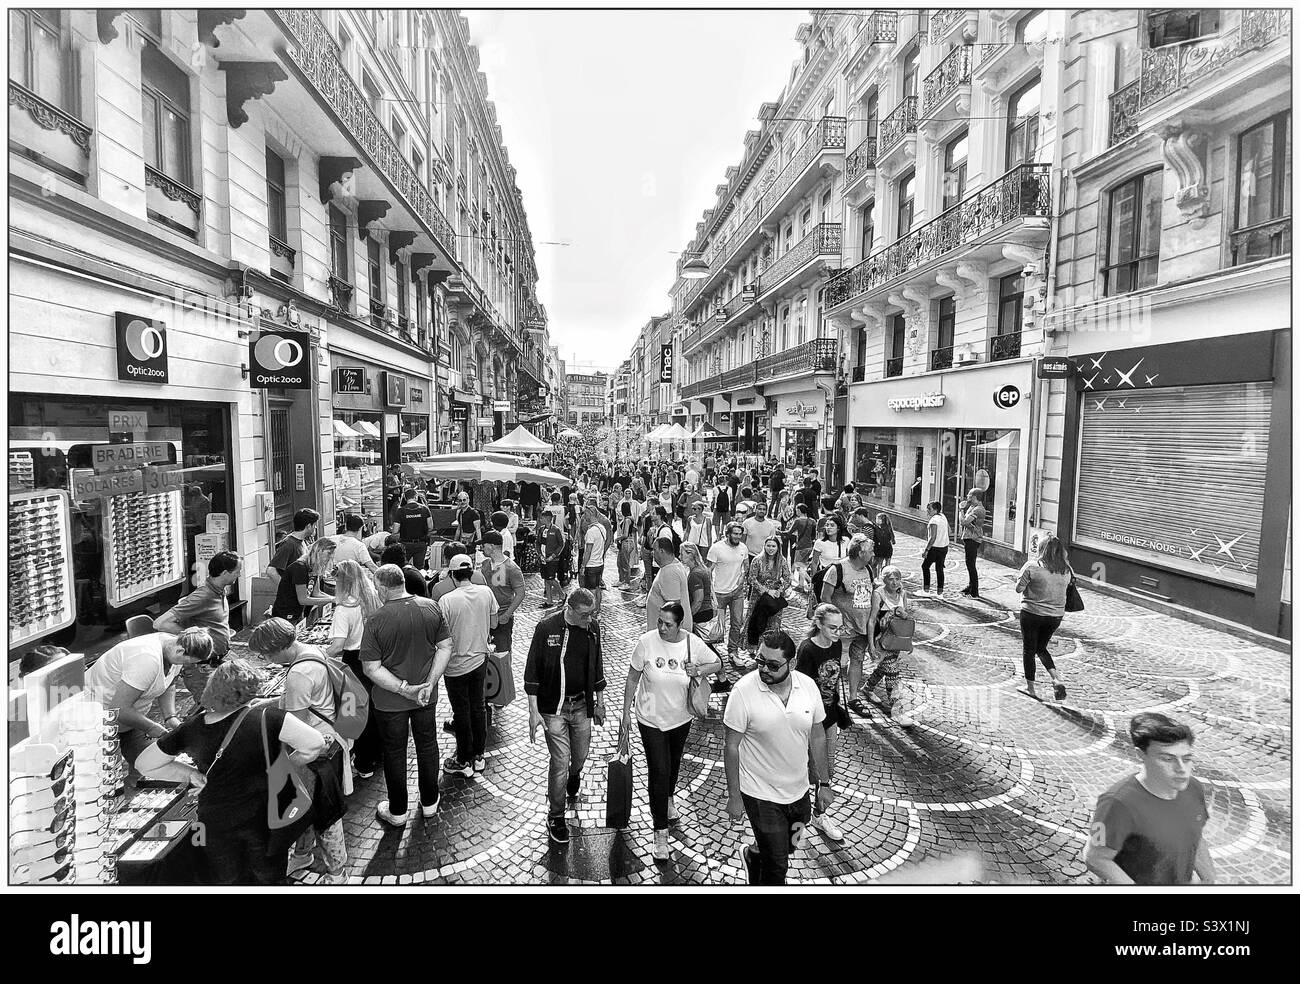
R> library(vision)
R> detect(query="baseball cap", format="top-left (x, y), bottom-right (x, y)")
top-left (450, 554), bottom-right (475, 571)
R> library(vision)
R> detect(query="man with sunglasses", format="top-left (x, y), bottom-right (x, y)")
top-left (724, 630), bottom-right (833, 885)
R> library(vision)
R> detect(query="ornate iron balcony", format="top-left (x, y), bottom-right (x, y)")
top-left (1231, 216), bottom-right (1292, 266)
top-left (758, 223), bottom-right (841, 295)
top-left (930, 345), bottom-right (954, 371)
top-left (269, 235), bottom-right (296, 267)
top-left (764, 116), bottom-right (846, 211)
top-left (144, 164), bottom-right (201, 214)
top-left (1108, 9), bottom-right (1291, 145)
top-left (865, 10), bottom-right (899, 44)
top-left (274, 9), bottom-right (456, 261)
top-left (928, 8), bottom-right (964, 43)
top-left (8, 80), bottom-right (92, 157)
top-left (827, 163), bottom-right (1051, 309)
top-left (884, 356), bottom-right (904, 378)
top-left (846, 135), bottom-right (877, 184)
top-left (879, 96), bottom-right (918, 156)
top-left (755, 338), bottom-right (839, 383)
top-left (922, 46), bottom-right (972, 116)
top-left (721, 364), bottom-right (757, 390)
top-left (989, 331), bottom-right (1022, 363)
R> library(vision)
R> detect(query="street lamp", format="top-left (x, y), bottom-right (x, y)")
top-left (681, 252), bottom-right (709, 279)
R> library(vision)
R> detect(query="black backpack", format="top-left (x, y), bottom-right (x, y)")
top-left (809, 560), bottom-right (844, 600)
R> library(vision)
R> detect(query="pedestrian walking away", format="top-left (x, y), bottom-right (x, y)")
top-left (959, 489), bottom-right (986, 598)
top-left (620, 603), bottom-right (722, 860)
top-left (524, 588), bottom-right (606, 846)
top-left (724, 630), bottom-right (833, 885)
top-left (1084, 714), bottom-right (1214, 885)
top-left (326, 560), bottom-right (383, 781)
top-left (361, 565), bottom-right (453, 826)
top-left (1014, 534), bottom-right (1073, 701)
top-left (391, 488), bottom-right (435, 572)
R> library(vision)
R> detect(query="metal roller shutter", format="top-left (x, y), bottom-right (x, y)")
top-left (1073, 382), bottom-right (1271, 589)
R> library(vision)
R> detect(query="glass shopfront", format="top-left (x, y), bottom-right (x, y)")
top-left (333, 409), bottom-right (383, 533)
top-left (854, 425), bottom-right (1020, 544)
top-left (400, 412), bottom-right (429, 461)
top-left (8, 394), bottom-right (234, 652)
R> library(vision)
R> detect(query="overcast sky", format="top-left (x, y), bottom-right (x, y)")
top-left (465, 9), bottom-right (809, 374)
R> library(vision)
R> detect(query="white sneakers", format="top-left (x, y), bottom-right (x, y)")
top-left (376, 800), bottom-right (409, 827)
top-left (652, 829), bottom-right (671, 861)
top-left (812, 812), bottom-right (845, 843)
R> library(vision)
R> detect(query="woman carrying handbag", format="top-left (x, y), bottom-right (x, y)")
top-left (619, 602), bottom-right (721, 862)
top-left (864, 565), bottom-right (915, 726)
top-left (1014, 534), bottom-right (1076, 701)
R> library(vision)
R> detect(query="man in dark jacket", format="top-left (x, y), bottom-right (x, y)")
top-left (524, 588), bottom-right (606, 846)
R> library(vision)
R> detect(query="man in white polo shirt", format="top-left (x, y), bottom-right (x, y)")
top-left (723, 629), bottom-right (834, 885)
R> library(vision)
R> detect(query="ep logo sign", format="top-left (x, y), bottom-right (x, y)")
top-left (993, 384), bottom-right (1021, 410)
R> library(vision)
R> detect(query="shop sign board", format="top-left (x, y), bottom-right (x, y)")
top-left (383, 371), bottom-right (408, 408)
top-left (993, 384), bottom-right (1022, 410)
top-left (142, 465), bottom-right (184, 494)
top-left (493, 401), bottom-right (511, 412)
top-left (115, 313), bottom-right (169, 383)
top-left (1037, 357), bottom-right (1076, 379)
top-left (477, 416), bottom-right (495, 427)
top-left (451, 407), bottom-right (468, 423)
top-left (335, 366), bottom-right (365, 394)
top-left (92, 442), bottom-right (170, 472)
top-left (659, 344), bottom-right (673, 383)
top-left (107, 410), bottom-right (149, 433)
top-left (249, 330), bottom-right (311, 388)
top-left (887, 393), bottom-right (946, 411)
top-left (73, 469), bottom-right (143, 500)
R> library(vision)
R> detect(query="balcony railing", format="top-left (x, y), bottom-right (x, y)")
top-left (884, 356), bottom-right (904, 378)
top-left (755, 338), bottom-right (839, 383)
top-left (989, 331), bottom-right (1022, 363)
top-left (1108, 9), bottom-right (1291, 145)
top-left (865, 9), bottom-right (899, 45)
top-left (922, 46), bottom-right (972, 116)
top-left (763, 116), bottom-right (846, 212)
top-left (879, 96), bottom-right (918, 156)
top-left (720, 365), bottom-right (757, 390)
top-left (845, 135), bottom-right (878, 184)
top-left (928, 8), bottom-right (964, 42)
top-left (269, 235), bottom-right (296, 268)
top-left (826, 163), bottom-right (1051, 309)
top-left (274, 9), bottom-right (456, 261)
top-left (8, 80), bottom-right (93, 182)
top-left (851, 365), bottom-right (867, 383)
top-left (758, 223), bottom-right (841, 295)
top-left (681, 375), bottom-right (721, 400)
top-left (1231, 216), bottom-right (1292, 266)
top-left (930, 345), bottom-right (954, 371)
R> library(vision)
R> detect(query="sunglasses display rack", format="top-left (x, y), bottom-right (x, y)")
top-left (9, 740), bottom-right (80, 885)
top-left (8, 490), bottom-right (77, 649)
top-left (9, 451), bottom-right (35, 492)
top-left (104, 489), bottom-right (185, 607)
top-left (54, 700), bottom-right (125, 885)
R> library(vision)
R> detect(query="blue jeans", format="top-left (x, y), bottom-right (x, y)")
top-left (714, 588), bottom-right (746, 656)
top-left (374, 703), bottom-right (441, 816)
top-left (742, 792), bottom-right (812, 886)
top-left (542, 696), bottom-right (592, 819)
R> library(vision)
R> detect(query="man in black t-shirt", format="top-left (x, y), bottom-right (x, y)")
top-left (453, 490), bottom-right (481, 548)
top-left (391, 488), bottom-right (434, 570)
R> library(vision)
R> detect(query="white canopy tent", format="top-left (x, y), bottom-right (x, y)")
top-left (484, 424), bottom-right (554, 454)
top-left (409, 452), bottom-right (567, 484)
top-left (557, 428), bottom-right (583, 440)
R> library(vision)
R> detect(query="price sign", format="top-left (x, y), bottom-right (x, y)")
top-left (73, 470), bottom-right (143, 500)
top-left (108, 410), bottom-right (149, 432)
top-left (142, 466), bottom-right (185, 494)
top-left (206, 513), bottom-right (230, 535)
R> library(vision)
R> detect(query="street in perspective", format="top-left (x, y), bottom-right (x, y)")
top-left (6, 7), bottom-right (1292, 891)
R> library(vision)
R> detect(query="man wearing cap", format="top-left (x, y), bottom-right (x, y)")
top-left (436, 553), bottom-right (498, 777)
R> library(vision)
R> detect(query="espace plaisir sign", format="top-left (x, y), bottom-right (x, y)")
top-left (249, 330), bottom-right (311, 388)
top-left (115, 313), bottom-right (169, 383)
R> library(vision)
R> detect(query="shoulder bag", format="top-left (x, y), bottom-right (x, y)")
top-left (1065, 568), bottom-right (1086, 613)
top-left (260, 706), bottom-right (316, 831)
top-left (685, 635), bottom-right (712, 720)
top-left (876, 602), bottom-right (916, 653)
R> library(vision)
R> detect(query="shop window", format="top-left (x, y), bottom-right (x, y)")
top-left (1147, 9), bottom-right (1220, 48)
top-left (854, 430), bottom-right (899, 509)
top-left (329, 204), bottom-right (349, 283)
top-left (9, 9), bottom-right (67, 108)
top-left (8, 395), bottom-right (234, 653)
top-left (266, 146), bottom-right (288, 244)
top-left (896, 171), bottom-right (916, 238)
top-left (1074, 381), bottom-right (1268, 588)
top-left (1103, 169), bottom-right (1163, 295)
top-left (400, 412), bottom-right (429, 462)
top-left (1233, 112), bottom-right (1292, 265)
top-left (141, 43), bottom-right (192, 186)
top-left (333, 410), bottom-right (384, 533)
top-left (1007, 75), bottom-right (1041, 169)
top-left (943, 129), bottom-right (968, 211)
top-left (943, 429), bottom-right (1020, 541)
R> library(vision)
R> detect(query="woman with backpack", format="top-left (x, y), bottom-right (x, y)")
top-left (636, 511), bottom-right (658, 609)
top-left (248, 617), bottom-right (354, 883)
top-left (327, 560), bottom-right (382, 781)
top-left (1014, 534), bottom-right (1073, 701)
top-left (864, 565), bottom-right (914, 727)
top-left (136, 658), bottom-right (329, 884)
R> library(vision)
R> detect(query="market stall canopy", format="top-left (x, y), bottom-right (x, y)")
top-left (557, 428), bottom-right (583, 440)
top-left (696, 423), bottom-right (736, 441)
top-left (660, 423), bottom-right (692, 442)
top-left (409, 452), bottom-right (568, 485)
top-left (642, 424), bottom-right (670, 442)
top-left (402, 430), bottom-right (428, 450)
top-left (354, 420), bottom-right (382, 439)
top-left (484, 424), bottom-right (554, 454)
top-left (333, 419), bottom-right (362, 439)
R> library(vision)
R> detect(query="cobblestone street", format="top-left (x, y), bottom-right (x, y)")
top-left (308, 532), bottom-right (1292, 886)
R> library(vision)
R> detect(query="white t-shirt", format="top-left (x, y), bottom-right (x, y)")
top-left (85, 634), bottom-right (179, 719)
top-left (928, 514), bottom-right (951, 549)
top-left (685, 517), bottom-right (712, 547)
top-left (500, 528), bottom-right (516, 560)
top-left (722, 669), bottom-right (825, 804)
top-left (743, 517), bottom-right (780, 557)
top-left (330, 601), bottom-right (366, 650)
top-left (331, 535), bottom-right (376, 571)
top-left (685, 468), bottom-right (699, 489)
top-left (630, 630), bottom-right (700, 731)
top-left (545, 504), bottom-right (566, 530)
top-left (707, 539), bottom-right (749, 595)
top-left (812, 538), bottom-right (843, 568)
top-left (584, 523), bottom-right (607, 569)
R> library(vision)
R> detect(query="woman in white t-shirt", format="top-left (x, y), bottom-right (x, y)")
top-left (811, 517), bottom-right (845, 574)
top-left (326, 560), bottom-right (382, 779)
top-left (920, 500), bottom-right (950, 596)
top-left (619, 602), bottom-right (720, 862)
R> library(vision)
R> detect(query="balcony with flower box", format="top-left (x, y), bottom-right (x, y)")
top-left (8, 80), bottom-right (92, 185)
top-left (825, 163), bottom-right (1051, 313)
top-left (757, 223), bottom-right (841, 301)
top-left (918, 46), bottom-right (973, 139)
top-left (1107, 9), bottom-right (1291, 146)
top-left (755, 338), bottom-right (838, 385)
top-left (876, 96), bottom-right (918, 172)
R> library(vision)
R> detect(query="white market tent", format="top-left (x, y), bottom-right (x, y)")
top-left (557, 428), bottom-right (583, 440)
top-left (642, 424), bottom-right (670, 443)
top-left (660, 423), bottom-right (692, 442)
top-left (484, 424), bottom-right (554, 454)
top-left (410, 452), bottom-right (567, 484)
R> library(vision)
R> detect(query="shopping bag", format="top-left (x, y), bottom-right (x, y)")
top-left (484, 649), bottom-right (516, 707)
top-left (605, 732), bottom-right (633, 830)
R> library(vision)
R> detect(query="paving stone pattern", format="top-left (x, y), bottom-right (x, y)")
top-left (298, 531), bottom-right (1291, 886)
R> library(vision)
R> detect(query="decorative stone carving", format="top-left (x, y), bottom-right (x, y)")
top-left (387, 231), bottom-right (418, 264)
top-left (357, 200), bottom-right (391, 240)
top-left (223, 61), bottom-right (288, 129)
top-left (1161, 123), bottom-right (1210, 225)
top-left (96, 10), bottom-right (127, 44)
top-left (935, 260), bottom-right (985, 301)
top-left (318, 156), bottom-right (362, 204)
top-left (198, 9), bottom-right (247, 48)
